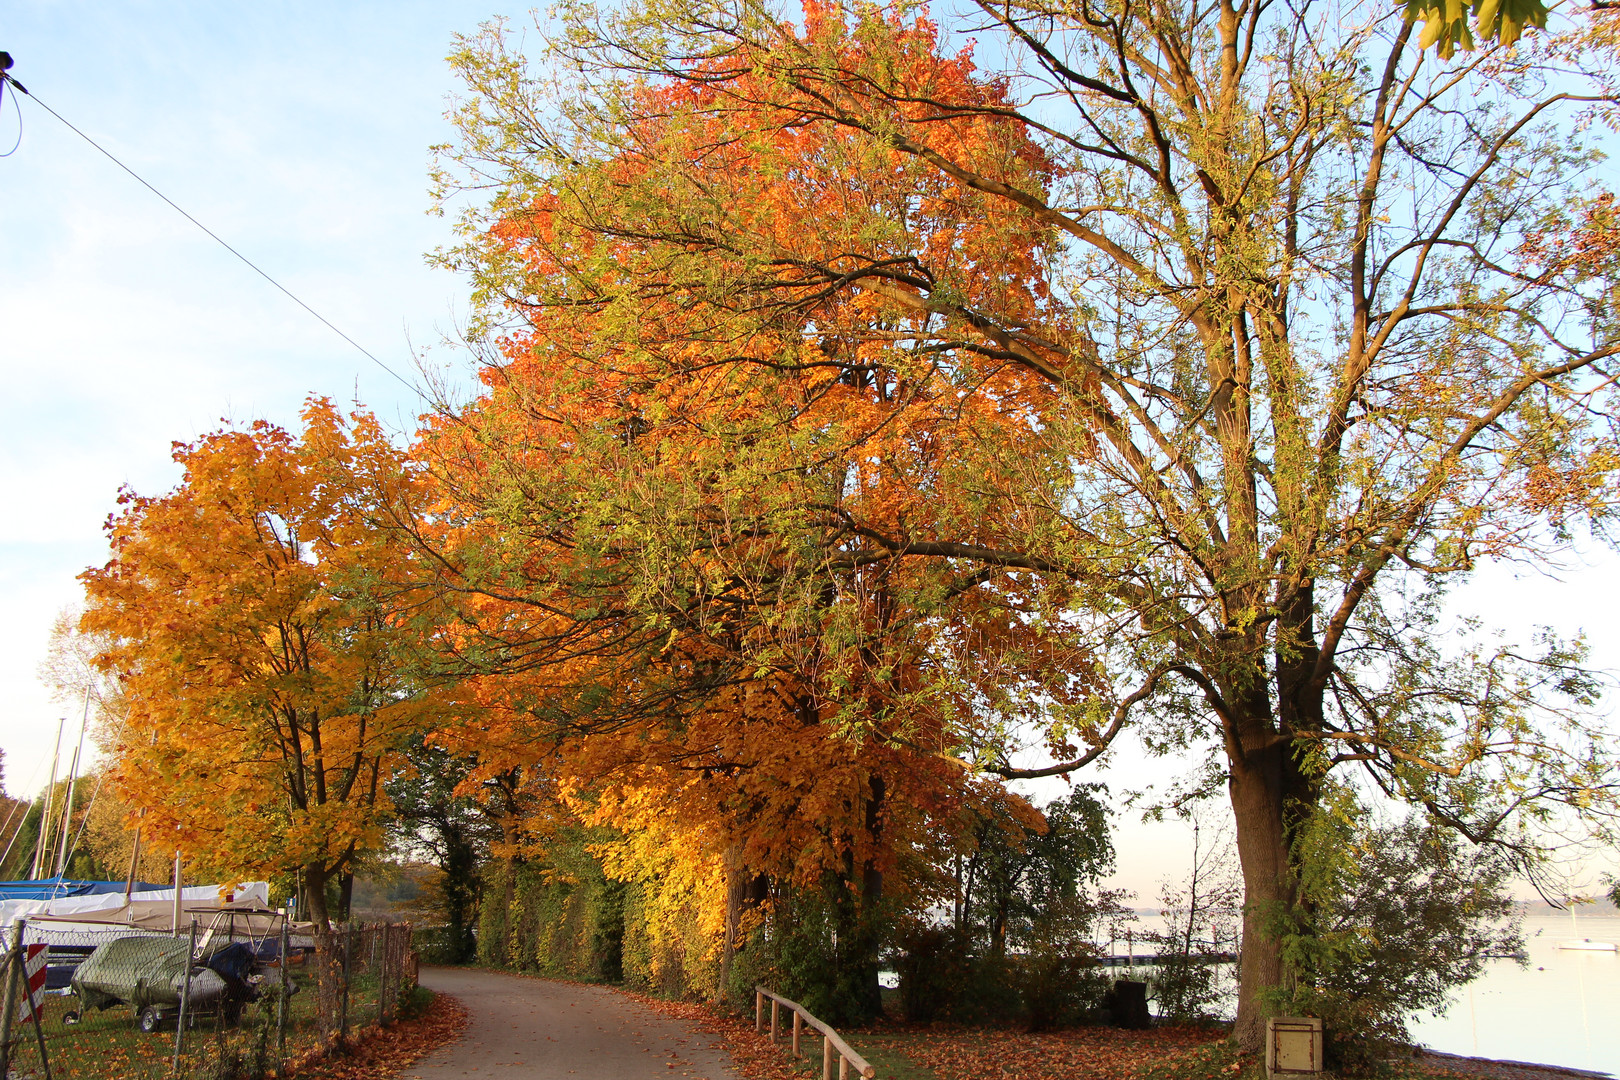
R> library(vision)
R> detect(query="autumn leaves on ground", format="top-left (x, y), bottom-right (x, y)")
top-left (638, 992), bottom-right (1238, 1080)
top-left (5, 0), bottom-right (1617, 1075)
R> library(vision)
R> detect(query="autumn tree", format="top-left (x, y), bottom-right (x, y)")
top-left (950, 786), bottom-right (1116, 960)
top-left (0, 751), bottom-right (26, 875)
top-left (429, 0), bottom-right (1620, 1043)
top-left (81, 398), bottom-right (426, 929)
top-left (410, 30), bottom-right (1091, 1005)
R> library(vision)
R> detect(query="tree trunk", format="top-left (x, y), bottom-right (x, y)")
top-left (719, 843), bottom-right (746, 1005)
top-left (305, 863), bottom-right (332, 930)
top-left (490, 815), bottom-right (519, 967)
top-left (851, 776), bottom-right (886, 1019)
top-left (304, 863), bottom-right (339, 1040)
top-left (441, 827), bottom-right (480, 964)
top-left (1226, 689), bottom-right (1315, 1052)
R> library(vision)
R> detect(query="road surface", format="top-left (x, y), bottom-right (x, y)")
top-left (405, 967), bottom-right (744, 1080)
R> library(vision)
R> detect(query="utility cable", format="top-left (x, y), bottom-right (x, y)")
top-left (0, 66), bottom-right (426, 401)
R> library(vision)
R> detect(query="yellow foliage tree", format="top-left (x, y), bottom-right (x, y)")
top-left (81, 398), bottom-right (426, 928)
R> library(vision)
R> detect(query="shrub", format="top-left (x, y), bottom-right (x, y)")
top-left (1268, 793), bottom-right (1525, 1073)
top-left (893, 925), bottom-right (975, 1022)
top-left (1022, 955), bottom-right (1111, 1030)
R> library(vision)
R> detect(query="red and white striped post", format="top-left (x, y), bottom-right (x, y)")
top-left (17, 943), bottom-right (49, 1024)
top-left (1, 924), bottom-right (53, 1080)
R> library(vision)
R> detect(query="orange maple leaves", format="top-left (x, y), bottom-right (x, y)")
top-left (81, 399), bottom-right (426, 917)
top-left (410, 3), bottom-right (1102, 941)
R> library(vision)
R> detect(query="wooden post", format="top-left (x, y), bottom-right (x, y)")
top-left (371, 925), bottom-right (382, 1027)
top-left (278, 915), bottom-right (290, 1061)
top-left (0, 924), bottom-right (21, 1080)
top-left (753, 985), bottom-right (874, 1080)
top-left (339, 921), bottom-right (353, 1040)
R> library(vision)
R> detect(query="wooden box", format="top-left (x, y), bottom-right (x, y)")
top-left (1266, 1016), bottom-right (1323, 1078)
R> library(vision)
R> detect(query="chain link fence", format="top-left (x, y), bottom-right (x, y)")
top-left (1, 918), bottom-right (416, 1080)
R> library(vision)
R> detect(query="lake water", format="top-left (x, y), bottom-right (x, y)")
top-left (889, 913), bottom-right (1619, 1074)
top-left (1102, 911), bottom-right (1620, 1074)
top-left (1407, 915), bottom-right (1620, 1075)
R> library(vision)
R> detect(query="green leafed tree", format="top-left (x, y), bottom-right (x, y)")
top-left (1280, 787), bottom-right (1525, 1066)
top-left (430, 0), bottom-right (1620, 1047)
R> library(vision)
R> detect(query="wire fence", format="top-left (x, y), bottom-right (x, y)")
top-left (0, 918), bottom-right (416, 1080)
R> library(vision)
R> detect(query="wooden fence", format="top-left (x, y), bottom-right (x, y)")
top-left (754, 986), bottom-right (875, 1080)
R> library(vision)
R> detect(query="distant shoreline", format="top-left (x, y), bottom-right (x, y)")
top-left (1415, 1047), bottom-right (1613, 1080)
top-left (1516, 900), bottom-right (1619, 917)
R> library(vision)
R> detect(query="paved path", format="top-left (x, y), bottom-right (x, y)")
top-left (405, 968), bottom-right (744, 1080)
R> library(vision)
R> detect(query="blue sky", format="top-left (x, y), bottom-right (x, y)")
top-left (0, 0), bottom-right (519, 793)
top-left (2, 0), bottom-right (1616, 899)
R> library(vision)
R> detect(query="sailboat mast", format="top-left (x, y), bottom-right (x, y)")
top-left (54, 702), bottom-right (87, 876)
top-left (29, 718), bottom-right (65, 881)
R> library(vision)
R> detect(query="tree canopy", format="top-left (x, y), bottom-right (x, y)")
top-left (57, 0), bottom-right (1617, 1046)
top-left (427, 0), bottom-right (1620, 1045)
top-left (80, 398), bottom-right (426, 926)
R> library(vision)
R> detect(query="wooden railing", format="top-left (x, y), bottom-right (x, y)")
top-left (754, 986), bottom-right (875, 1080)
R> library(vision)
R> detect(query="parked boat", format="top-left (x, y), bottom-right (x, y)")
top-left (1556, 897), bottom-right (1618, 952)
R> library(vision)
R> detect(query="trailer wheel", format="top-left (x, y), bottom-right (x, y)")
top-left (138, 1005), bottom-right (163, 1034)
top-left (63, 1010), bottom-right (80, 1025)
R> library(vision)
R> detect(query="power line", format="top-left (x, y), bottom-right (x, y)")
top-left (0, 65), bottom-right (426, 402)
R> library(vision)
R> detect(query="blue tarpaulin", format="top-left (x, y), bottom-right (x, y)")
top-left (0, 878), bottom-right (166, 901)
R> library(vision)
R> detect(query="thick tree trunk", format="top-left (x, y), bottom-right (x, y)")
top-left (852, 776), bottom-right (886, 1018)
top-left (825, 775), bottom-right (887, 1022)
top-left (1228, 742), bottom-right (1294, 1050)
top-left (441, 827), bottom-right (480, 964)
top-left (1225, 678), bottom-right (1317, 1052)
top-left (305, 863), bottom-right (332, 930)
top-left (489, 815), bottom-right (519, 967)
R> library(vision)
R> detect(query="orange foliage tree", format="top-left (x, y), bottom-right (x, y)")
top-left (81, 399), bottom-right (427, 928)
top-left (406, 14), bottom-right (1091, 1012)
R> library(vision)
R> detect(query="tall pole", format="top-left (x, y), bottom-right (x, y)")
top-left (171, 849), bottom-right (183, 934)
top-left (125, 732), bottom-right (158, 898)
top-left (29, 719), bottom-right (65, 881)
top-left (278, 912), bottom-right (290, 1061)
top-left (54, 701), bottom-right (87, 877)
top-left (124, 823), bottom-right (143, 898)
top-left (173, 918), bottom-right (197, 1073)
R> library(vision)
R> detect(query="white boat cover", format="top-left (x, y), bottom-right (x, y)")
top-left (0, 882), bottom-right (270, 933)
